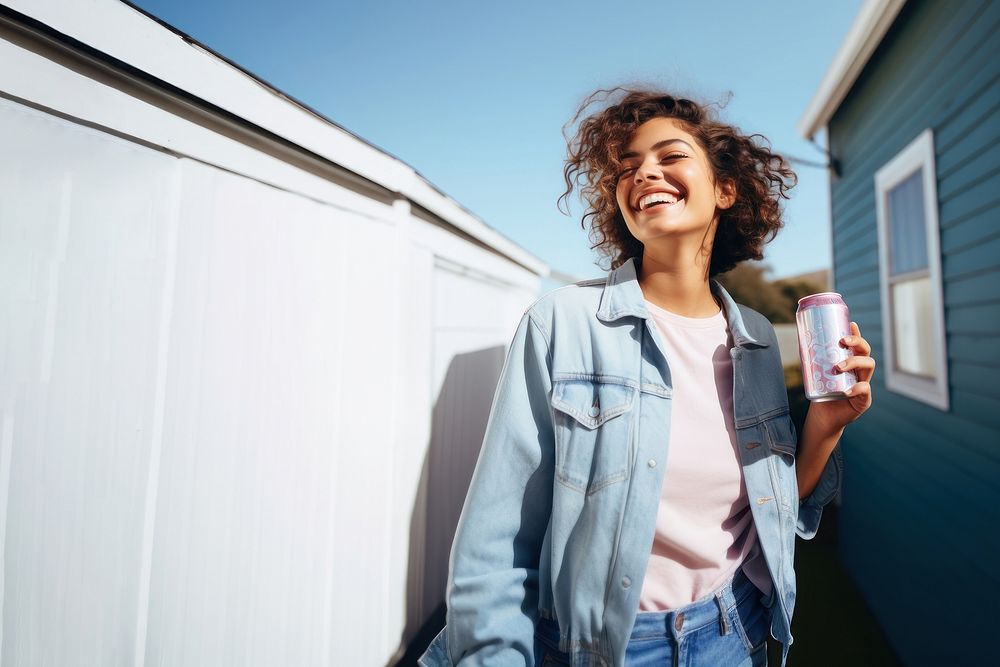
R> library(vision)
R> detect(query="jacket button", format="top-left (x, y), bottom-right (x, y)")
top-left (621, 576), bottom-right (631, 588)
top-left (674, 612), bottom-right (685, 631)
top-left (647, 459), bottom-right (656, 468)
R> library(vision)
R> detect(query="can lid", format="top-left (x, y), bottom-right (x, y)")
top-left (797, 292), bottom-right (844, 308)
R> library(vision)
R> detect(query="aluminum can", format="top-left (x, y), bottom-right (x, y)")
top-left (796, 292), bottom-right (857, 402)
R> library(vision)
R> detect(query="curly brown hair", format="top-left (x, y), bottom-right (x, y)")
top-left (557, 86), bottom-right (797, 276)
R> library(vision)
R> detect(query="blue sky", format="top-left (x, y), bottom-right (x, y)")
top-left (129, 0), bottom-right (862, 284)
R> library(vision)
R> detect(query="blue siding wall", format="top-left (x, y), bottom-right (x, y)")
top-left (828, 0), bottom-right (1000, 663)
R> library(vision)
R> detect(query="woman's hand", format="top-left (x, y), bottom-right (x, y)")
top-left (808, 321), bottom-right (875, 431)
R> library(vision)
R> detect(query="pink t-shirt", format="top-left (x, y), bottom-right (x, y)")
top-left (638, 298), bottom-right (772, 611)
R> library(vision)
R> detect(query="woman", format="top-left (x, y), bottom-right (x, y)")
top-left (419, 88), bottom-right (874, 667)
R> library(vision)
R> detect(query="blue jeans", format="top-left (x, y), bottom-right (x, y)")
top-left (535, 567), bottom-right (773, 666)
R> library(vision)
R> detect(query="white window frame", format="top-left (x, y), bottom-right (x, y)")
top-left (873, 128), bottom-right (950, 411)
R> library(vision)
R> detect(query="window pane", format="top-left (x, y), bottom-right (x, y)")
top-left (887, 168), bottom-right (929, 276)
top-left (892, 276), bottom-right (937, 378)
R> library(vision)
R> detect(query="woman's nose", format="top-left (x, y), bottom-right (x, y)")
top-left (634, 159), bottom-right (662, 182)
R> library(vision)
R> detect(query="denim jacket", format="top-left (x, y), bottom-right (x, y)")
top-left (419, 256), bottom-right (843, 667)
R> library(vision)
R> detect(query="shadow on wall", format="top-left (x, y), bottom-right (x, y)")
top-left (393, 344), bottom-right (507, 666)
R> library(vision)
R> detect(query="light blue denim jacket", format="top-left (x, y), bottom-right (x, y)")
top-left (419, 257), bottom-right (843, 667)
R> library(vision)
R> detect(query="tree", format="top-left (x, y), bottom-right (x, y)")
top-left (715, 262), bottom-right (826, 324)
top-left (715, 262), bottom-right (794, 322)
top-left (774, 278), bottom-right (827, 315)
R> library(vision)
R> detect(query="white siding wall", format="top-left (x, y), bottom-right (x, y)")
top-left (421, 265), bottom-right (529, 621)
top-left (0, 85), bottom-right (540, 667)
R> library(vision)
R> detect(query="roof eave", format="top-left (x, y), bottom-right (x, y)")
top-left (797, 0), bottom-right (908, 139)
top-left (2, 0), bottom-right (550, 277)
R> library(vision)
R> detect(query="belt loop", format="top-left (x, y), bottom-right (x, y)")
top-left (715, 590), bottom-right (729, 635)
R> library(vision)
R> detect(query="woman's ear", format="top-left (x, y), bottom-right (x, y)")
top-left (716, 179), bottom-right (736, 210)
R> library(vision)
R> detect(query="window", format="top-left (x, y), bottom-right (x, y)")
top-left (874, 128), bottom-right (949, 410)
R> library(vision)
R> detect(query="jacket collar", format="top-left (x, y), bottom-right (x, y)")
top-left (595, 256), bottom-right (769, 348)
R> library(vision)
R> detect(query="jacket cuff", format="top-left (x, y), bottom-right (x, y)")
top-left (795, 441), bottom-right (843, 540)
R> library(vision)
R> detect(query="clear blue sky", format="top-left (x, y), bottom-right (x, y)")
top-left (129, 0), bottom-right (862, 284)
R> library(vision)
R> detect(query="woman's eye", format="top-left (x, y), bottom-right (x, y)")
top-left (618, 153), bottom-right (688, 178)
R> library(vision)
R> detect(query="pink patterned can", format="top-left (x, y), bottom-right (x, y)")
top-left (796, 292), bottom-right (857, 402)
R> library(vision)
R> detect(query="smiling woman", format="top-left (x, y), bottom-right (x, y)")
top-left (419, 86), bottom-right (873, 667)
top-left (558, 89), bottom-right (797, 278)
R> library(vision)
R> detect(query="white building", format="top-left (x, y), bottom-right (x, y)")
top-left (0, 1), bottom-right (548, 664)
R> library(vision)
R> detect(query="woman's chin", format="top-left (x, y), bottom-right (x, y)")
top-left (631, 215), bottom-right (714, 244)
top-left (633, 209), bottom-right (691, 230)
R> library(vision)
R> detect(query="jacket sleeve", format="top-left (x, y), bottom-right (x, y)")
top-left (420, 308), bottom-right (555, 666)
top-left (795, 438), bottom-right (843, 540)
top-left (756, 313), bottom-right (844, 542)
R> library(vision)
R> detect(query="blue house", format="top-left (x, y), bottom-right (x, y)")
top-left (798, 0), bottom-right (999, 663)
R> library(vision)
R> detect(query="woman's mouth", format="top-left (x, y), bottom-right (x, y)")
top-left (635, 194), bottom-right (685, 214)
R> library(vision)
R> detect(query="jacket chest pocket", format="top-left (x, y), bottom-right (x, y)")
top-left (550, 377), bottom-right (637, 495)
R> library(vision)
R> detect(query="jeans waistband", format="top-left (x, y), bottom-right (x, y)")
top-left (629, 566), bottom-right (757, 641)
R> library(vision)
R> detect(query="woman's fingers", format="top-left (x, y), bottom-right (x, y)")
top-left (844, 380), bottom-right (873, 409)
top-left (840, 322), bottom-right (872, 356)
top-left (837, 321), bottom-right (875, 382)
top-left (836, 355), bottom-right (876, 382)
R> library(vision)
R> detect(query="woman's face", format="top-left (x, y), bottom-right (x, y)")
top-left (614, 117), bottom-right (733, 247)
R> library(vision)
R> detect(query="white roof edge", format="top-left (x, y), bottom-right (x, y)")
top-left (797, 0), bottom-right (907, 139)
top-left (6, 0), bottom-right (548, 276)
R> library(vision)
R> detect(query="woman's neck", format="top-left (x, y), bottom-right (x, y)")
top-left (637, 253), bottom-right (721, 318)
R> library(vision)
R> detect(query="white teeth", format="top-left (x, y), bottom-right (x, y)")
top-left (638, 192), bottom-right (680, 210)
